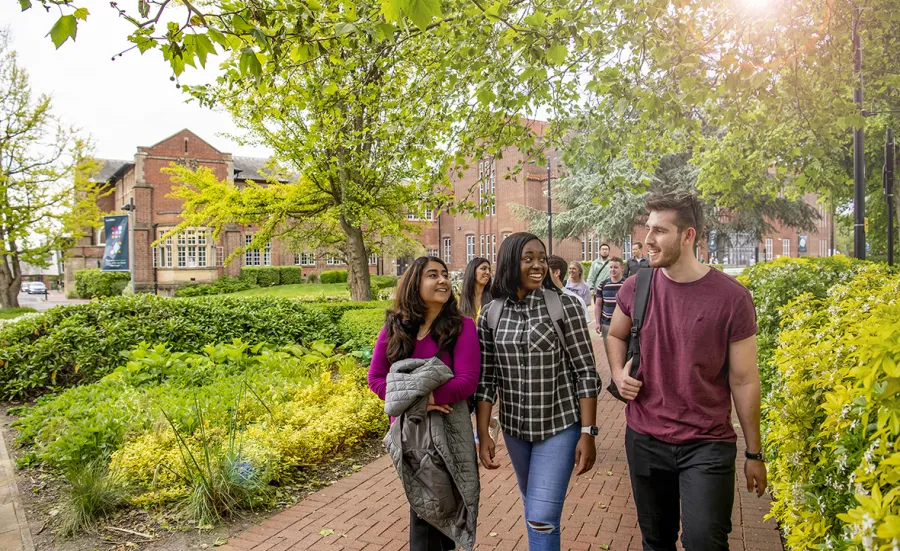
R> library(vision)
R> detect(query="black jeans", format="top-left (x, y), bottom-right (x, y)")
top-left (409, 507), bottom-right (455, 551)
top-left (625, 427), bottom-right (737, 551)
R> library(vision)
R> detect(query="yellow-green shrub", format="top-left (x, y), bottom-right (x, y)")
top-left (109, 370), bottom-right (387, 507)
top-left (766, 266), bottom-right (900, 549)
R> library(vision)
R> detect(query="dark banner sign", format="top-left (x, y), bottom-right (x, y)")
top-left (798, 235), bottom-right (808, 253)
top-left (101, 215), bottom-right (130, 271)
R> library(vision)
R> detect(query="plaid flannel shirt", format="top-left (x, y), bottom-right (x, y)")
top-left (475, 287), bottom-right (599, 442)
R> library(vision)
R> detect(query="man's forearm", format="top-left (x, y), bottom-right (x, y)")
top-left (731, 380), bottom-right (762, 452)
top-left (606, 335), bottom-right (628, 375)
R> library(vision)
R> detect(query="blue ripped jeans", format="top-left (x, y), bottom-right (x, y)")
top-left (503, 423), bottom-right (580, 551)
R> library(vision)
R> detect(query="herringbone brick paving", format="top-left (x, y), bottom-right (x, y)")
top-left (221, 330), bottom-right (782, 551)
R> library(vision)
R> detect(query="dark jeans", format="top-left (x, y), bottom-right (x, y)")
top-left (409, 507), bottom-right (455, 551)
top-left (625, 427), bottom-right (737, 551)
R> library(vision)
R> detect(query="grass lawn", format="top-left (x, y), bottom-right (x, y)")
top-left (227, 283), bottom-right (351, 299)
top-left (0, 307), bottom-right (38, 320)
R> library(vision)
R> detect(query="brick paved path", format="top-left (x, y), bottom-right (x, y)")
top-left (222, 331), bottom-right (783, 551)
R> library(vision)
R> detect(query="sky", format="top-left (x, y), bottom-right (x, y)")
top-left (1, 3), bottom-right (273, 161)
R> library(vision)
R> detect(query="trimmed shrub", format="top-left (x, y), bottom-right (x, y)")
top-left (308, 300), bottom-right (391, 325)
top-left (74, 269), bottom-right (131, 299)
top-left (13, 340), bottom-right (388, 513)
top-left (339, 308), bottom-right (386, 348)
top-left (240, 267), bottom-right (259, 285)
top-left (765, 266), bottom-right (900, 549)
top-left (255, 267), bottom-right (280, 287)
top-left (306, 272), bottom-right (320, 284)
top-left (0, 294), bottom-right (341, 399)
top-left (279, 266), bottom-right (302, 285)
top-left (737, 255), bottom-right (870, 399)
top-left (370, 275), bottom-right (398, 291)
top-left (174, 276), bottom-right (257, 297)
top-left (320, 270), bottom-right (348, 284)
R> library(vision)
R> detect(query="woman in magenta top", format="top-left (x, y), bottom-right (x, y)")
top-left (367, 255), bottom-right (480, 551)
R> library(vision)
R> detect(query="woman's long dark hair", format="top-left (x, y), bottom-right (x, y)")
top-left (384, 256), bottom-right (464, 364)
top-left (459, 257), bottom-right (493, 319)
top-left (492, 232), bottom-right (557, 302)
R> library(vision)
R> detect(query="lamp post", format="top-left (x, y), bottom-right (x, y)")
top-left (852, 4), bottom-right (866, 260)
top-left (122, 197), bottom-right (135, 293)
top-left (547, 153), bottom-right (553, 255)
top-left (886, 128), bottom-right (895, 266)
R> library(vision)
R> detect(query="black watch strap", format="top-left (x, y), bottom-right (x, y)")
top-left (745, 450), bottom-right (765, 461)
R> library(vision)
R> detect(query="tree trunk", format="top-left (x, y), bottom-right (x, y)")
top-left (340, 216), bottom-right (373, 301)
top-left (0, 256), bottom-right (21, 309)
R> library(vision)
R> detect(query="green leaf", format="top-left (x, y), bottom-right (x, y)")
top-left (323, 82), bottom-right (339, 95)
top-left (318, 528), bottom-right (334, 537)
top-left (523, 11), bottom-right (545, 26)
top-left (547, 44), bottom-right (567, 65)
top-left (401, 0), bottom-right (442, 31)
top-left (73, 7), bottom-right (89, 21)
top-left (207, 28), bottom-right (229, 49)
top-left (239, 49), bottom-right (262, 79)
top-left (17, 0), bottom-right (31, 10)
top-left (381, 0), bottom-right (402, 22)
top-left (48, 15), bottom-right (77, 49)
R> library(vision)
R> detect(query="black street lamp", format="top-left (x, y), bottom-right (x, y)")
top-left (852, 4), bottom-right (866, 260)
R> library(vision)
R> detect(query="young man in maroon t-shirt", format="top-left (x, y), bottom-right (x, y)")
top-left (606, 192), bottom-right (767, 550)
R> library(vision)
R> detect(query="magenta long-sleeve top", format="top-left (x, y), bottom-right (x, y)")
top-left (368, 317), bottom-right (481, 406)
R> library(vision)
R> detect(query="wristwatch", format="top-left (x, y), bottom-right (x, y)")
top-left (581, 426), bottom-right (599, 437)
top-left (745, 450), bottom-right (765, 462)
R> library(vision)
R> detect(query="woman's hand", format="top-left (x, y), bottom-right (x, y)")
top-left (426, 393), bottom-right (453, 414)
top-left (479, 434), bottom-right (501, 469)
top-left (574, 434), bottom-right (596, 475)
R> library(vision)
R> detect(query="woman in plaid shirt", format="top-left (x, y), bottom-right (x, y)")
top-left (475, 232), bottom-right (600, 550)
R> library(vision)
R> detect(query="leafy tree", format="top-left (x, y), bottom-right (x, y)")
top-left (0, 31), bottom-right (105, 308)
top-left (514, 153), bottom-right (819, 256)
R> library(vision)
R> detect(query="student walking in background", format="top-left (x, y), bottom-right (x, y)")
top-left (368, 256), bottom-right (481, 551)
top-left (624, 242), bottom-right (650, 278)
top-left (476, 233), bottom-right (599, 551)
top-left (606, 193), bottom-right (766, 550)
top-left (459, 257), bottom-right (493, 321)
top-left (595, 257), bottom-right (625, 342)
top-left (565, 260), bottom-right (591, 308)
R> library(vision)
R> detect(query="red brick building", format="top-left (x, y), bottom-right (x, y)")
top-left (66, 127), bottom-right (834, 295)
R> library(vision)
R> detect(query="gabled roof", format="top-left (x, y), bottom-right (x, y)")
top-left (91, 159), bottom-right (133, 183)
top-left (233, 156), bottom-right (272, 181)
top-left (142, 128), bottom-right (228, 155)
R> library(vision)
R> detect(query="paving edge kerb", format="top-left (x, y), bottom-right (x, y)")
top-left (0, 420), bottom-right (35, 551)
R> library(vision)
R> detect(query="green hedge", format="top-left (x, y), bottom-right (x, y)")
top-left (320, 270), bottom-right (348, 284)
top-left (173, 276), bottom-right (257, 297)
top-left (241, 267), bottom-right (281, 287)
top-left (370, 275), bottom-right (398, 291)
top-left (737, 255), bottom-right (869, 399)
top-left (0, 294), bottom-right (342, 400)
top-left (339, 309), bottom-right (386, 348)
top-left (765, 265), bottom-right (900, 549)
top-left (307, 300), bottom-right (391, 324)
top-left (74, 269), bottom-right (131, 299)
top-left (279, 266), bottom-right (302, 285)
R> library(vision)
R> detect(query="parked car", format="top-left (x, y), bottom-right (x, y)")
top-left (20, 282), bottom-right (33, 293)
top-left (27, 282), bottom-right (47, 294)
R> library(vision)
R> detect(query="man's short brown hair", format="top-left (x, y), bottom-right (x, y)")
top-left (609, 256), bottom-right (624, 266)
top-left (645, 192), bottom-right (705, 243)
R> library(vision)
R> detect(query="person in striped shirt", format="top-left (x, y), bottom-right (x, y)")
top-left (595, 257), bottom-right (625, 346)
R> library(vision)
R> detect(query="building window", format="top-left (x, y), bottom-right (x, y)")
top-left (369, 254), bottom-right (378, 265)
top-left (245, 234), bottom-right (271, 266)
top-left (466, 235), bottom-right (475, 263)
top-left (428, 249), bottom-right (439, 258)
top-left (424, 209), bottom-right (433, 221)
top-left (295, 252), bottom-right (316, 266)
top-left (177, 229), bottom-right (207, 268)
top-left (478, 157), bottom-right (496, 216)
top-left (156, 230), bottom-right (173, 268)
top-left (624, 236), bottom-right (633, 260)
top-left (581, 233), bottom-right (601, 261)
top-left (765, 239), bottom-right (773, 261)
top-left (443, 238), bottom-right (451, 263)
top-left (491, 234), bottom-right (496, 264)
top-left (406, 209), bottom-right (433, 221)
top-left (217, 246), bottom-right (224, 267)
top-left (782, 238), bottom-right (790, 258)
top-left (480, 235), bottom-right (485, 258)
top-left (95, 227), bottom-right (106, 246)
top-left (327, 255), bottom-right (345, 266)
top-left (819, 238), bottom-right (827, 257)
top-left (502, 232), bottom-right (510, 241)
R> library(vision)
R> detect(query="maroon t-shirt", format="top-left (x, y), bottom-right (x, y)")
top-left (616, 267), bottom-right (757, 444)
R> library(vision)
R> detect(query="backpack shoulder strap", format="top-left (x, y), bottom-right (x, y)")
top-left (486, 298), bottom-right (504, 333)
top-left (632, 268), bottom-right (655, 330)
top-left (543, 289), bottom-right (569, 348)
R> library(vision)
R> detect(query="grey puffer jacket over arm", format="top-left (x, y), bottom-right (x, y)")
top-left (383, 357), bottom-right (480, 551)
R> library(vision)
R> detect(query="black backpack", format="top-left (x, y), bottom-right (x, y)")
top-left (607, 268), bottom-right (654, 402)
